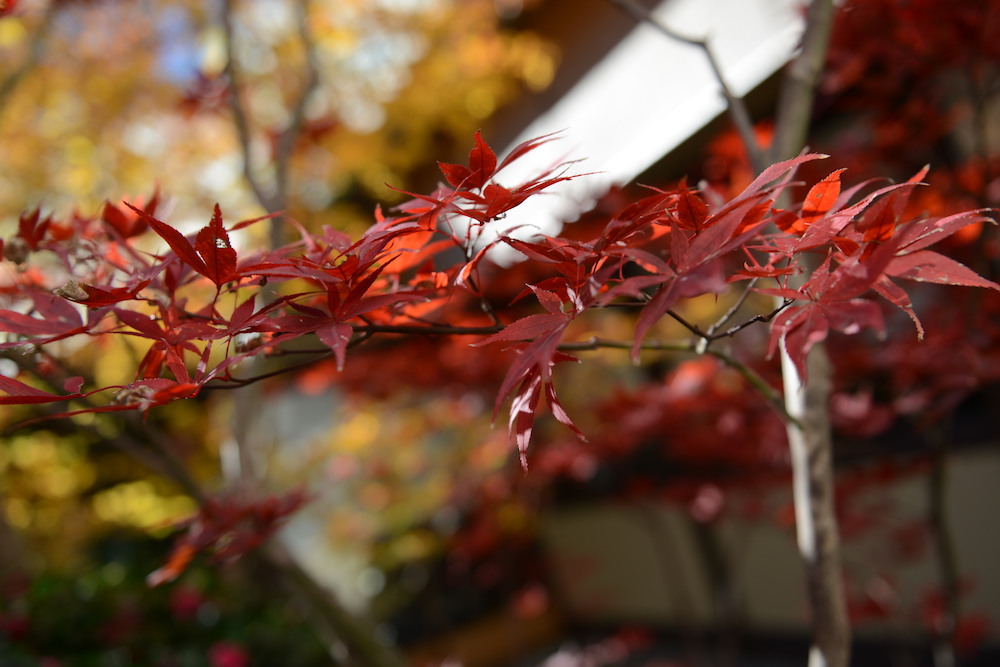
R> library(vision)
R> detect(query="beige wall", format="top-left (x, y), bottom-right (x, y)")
top-left (542, 447), bottom-right (1000, 640)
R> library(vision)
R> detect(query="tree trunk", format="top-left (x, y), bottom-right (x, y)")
top-left (770, 2), bottom-right (850, 665)
top-left (781, 346), bottom-right (850, 667)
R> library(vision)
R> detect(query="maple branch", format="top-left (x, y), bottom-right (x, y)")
top-left (665, 299), bottom-right (792, 345)
top-left (211, 321), bottom-right (508, 389)
top-left (709, 299), bottom-right (792, 340)
top-left (557, 336), bottom-right (692, 353)
top-left (556, 337), bottom-right (801, 427)
top-left (210, 323), bottom-right (799, 428)
top-left (765, 3), bottom-right (848, 666)
top-left (706, 348), bottom-right (802, 430)
top-left (782, 347), bottom-right (848, 667)
top-left (606, 0), bottom-right (766, 173)
top-left (355, 322), bottom-right (502, 337)
top-left (212, 351), bottom-right (335, 388)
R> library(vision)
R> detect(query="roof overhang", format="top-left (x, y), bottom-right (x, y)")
top-left (493, 0), bottom-right (806, 245)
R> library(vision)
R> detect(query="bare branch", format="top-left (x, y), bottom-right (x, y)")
top-left (221, 0), bottom-right (321, 249)
top-left (557, 335), bottom-right (692, 353)
top-left (706, 347), bottom-right (803, 430)
top-left (607, 0), bottom-right (767, 173)
top-left (270, 0), bottom-right (321, 248)
top-left (558, 336), bottom-right (802, 427)
top-left (221, 0), bottom-right (275, 213)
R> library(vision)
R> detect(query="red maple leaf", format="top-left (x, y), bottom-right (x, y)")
top-left (195, 205), bottom-right (239, 286)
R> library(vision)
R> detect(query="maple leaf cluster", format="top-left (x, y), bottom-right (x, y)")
top-left (2, 132), bottom-right (996, 468)
top-left (146, 489), bottom-right (309, 587)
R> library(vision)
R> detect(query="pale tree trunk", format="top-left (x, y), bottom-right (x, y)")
top-left (780, 346), bottom-right (850, 667)
top-left (770, 2), bottom-right (849, 666)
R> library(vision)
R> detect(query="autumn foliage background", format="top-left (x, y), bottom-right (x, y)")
top-left (1, 1), bottom-right (1000, 666)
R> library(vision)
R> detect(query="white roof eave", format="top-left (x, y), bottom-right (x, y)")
top-left (489, 0), bottom-right (806, 251)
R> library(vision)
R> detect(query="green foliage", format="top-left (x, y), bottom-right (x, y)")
top-left (1, 535), bottom-right (328, 666)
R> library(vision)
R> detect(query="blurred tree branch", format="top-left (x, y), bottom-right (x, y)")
top-left (221, 0), bottom-right (320, 248)
top-left (0, 3), bottom-right (56, 116)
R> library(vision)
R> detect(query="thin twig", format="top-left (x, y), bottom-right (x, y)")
top-left (607, 0), bottom-right (766, 173)
top-left (711, 299), bottom-right (791, 340)
top-left (557, 335), bottom-right (692, 353)
top-left (462, 273), bottom-right (505, 327)
top-left (705, 347), bottom-right (802, 429)
top-left (556, 336), bottom-right (801, 427)
top-left (666, 299), bottom-right (791, 344)
top-left (211, 351), bottom-right (335, 388)
top-left (705, 278), bottom-right (759, 338)
top-left (356, 322), bottom-right (502, 337)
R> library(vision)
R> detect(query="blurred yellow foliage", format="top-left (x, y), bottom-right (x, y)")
top-left (91, 479), bottom-right (197, 533)
top-left (0, 0), bottom-right (558, 237)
